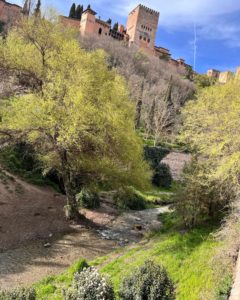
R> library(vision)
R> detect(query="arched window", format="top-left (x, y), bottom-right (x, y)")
top-left (139, 35), bottom-right (142, 40)
top-left (148, 38), bottom-right (150, 43)
top-left (98, 28), bottom-right (102, 35)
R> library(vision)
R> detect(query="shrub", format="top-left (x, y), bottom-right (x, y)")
top-left (152, 163), bottom-right (172, 188)
top-left (113, 187), bottom-right (146, 210)
top-left (76, 188), bottom-right (100, 209)
top-left (119, 260), bottom-right (175, 300)
top-left (174, 160), bottom-right (234, 228)
top-left (63, 267), bottom-right (115, 300)
top-left (0, 287), bottom-right (36, 300)
top-left (144, 146), bottom-right (169, 169)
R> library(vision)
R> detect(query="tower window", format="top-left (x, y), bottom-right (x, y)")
top-left (98, 28), bottom-right (102, 35)
top-left (139, 35), bottom-right (142, 40)
top-left (147, 38), bottom-right (150, 43)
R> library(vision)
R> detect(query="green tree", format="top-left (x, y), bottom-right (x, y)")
top-left (75, 4), bottom-right (83, 20)
top-left (0, 17), bottom-right (151, 220)
top-left (113, 22), bottom-right (118, 31)
top-left (181, 79), bottom-right (240, 183)
top-left (177, 80), bottom-right (240, 226)
top-left (193, 74), bottom-right (216, 90)
top-left (106, 18), bottom-right (112, 25)
top-left (69, 3), bottom-right (76, 18)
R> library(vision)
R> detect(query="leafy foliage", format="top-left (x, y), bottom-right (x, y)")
top-left (174, 160), bottom-right (234, 228)
top-left (63, 267), bottom-right (115, 300)
top-left (113, 186), bottom-right (146, 210)
top-left (152, 163), bottom-right (172, 188)
top-left (144, 146), bottom-right (169, 169)
top-left (76, 188), bottom-right (100, 209)
top-left (0, 143), bottom-right (60, 188)
top-left (119, 260), bottom-right (175, 300)
top-left (193, 74), bottom-right (216, 90)
top-left (0, 17), bottom-right (151, 219)
top-left (0, 287), bottom-right (36, 300)
top-left (181, 80), bottom-right (240, 185)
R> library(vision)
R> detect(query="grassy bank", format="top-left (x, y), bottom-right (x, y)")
top-left (35, 212), bottom-right (232, 300)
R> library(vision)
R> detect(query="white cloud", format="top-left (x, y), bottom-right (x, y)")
top-left (105, 0), bottom-right (240, 48)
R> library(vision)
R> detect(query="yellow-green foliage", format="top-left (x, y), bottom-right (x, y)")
top-left (0, 16), bottom-right (151, 191)
top-left (181, 80), bottom-right (240, 184)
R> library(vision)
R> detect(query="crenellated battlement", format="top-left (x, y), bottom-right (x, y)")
top-left (139, 4), bottom-right (160, 16)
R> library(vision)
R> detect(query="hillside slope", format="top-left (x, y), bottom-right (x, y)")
top-left (0, 168), bottom-right (68, 251)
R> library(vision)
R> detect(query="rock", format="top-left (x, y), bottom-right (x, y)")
top-left (48, 233), bottom-right (53, 238)
top-left (135, 217), bottom-right (141, 222)
top-left (133, 224), bottom-right (143, 231)
top-left (44, 242), bottom-right (51, 248)
top-left (125, 239), bottom-right (129, 243)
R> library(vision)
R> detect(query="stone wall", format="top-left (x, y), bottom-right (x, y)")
top-left (0, 0), bottom-right (22, 26)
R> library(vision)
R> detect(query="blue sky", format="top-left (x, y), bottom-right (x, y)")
top-left (10, 0), bottom-right (240, 73)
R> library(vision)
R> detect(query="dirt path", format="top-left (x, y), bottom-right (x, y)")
top-left (0, 226), bottom-right (117, 289)
top-left (0, 169), bottom-right (168, 289)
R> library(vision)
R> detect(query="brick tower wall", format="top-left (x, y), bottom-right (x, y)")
top-left (126, 5), bottom-right (159, 55)
top-left (0, 0), bottom-right (22, 25)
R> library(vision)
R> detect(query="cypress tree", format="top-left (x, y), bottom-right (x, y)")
top-left (34, 0), bottom-right (41, 17)
top-left (87, 4), bottom-right (91, 9)
top-left (106, 18), bottom-right (112, 25)
top-left (147, 99), bottom-right (156, 135)
top-left (75, 5), bottom-right (83, 20)
top-left (113, 22), bottom-right (118, 31)
top-left (22, 0), bottom-right (31, 16)
top-left (69, 3), bottom-right (76, 18)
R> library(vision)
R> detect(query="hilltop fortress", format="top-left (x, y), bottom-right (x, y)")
top-left (0, 1), bottom-right (191, 72)
top-left (207, 67), bottom-right (240, 84)
top-left (1, 0), bottom-right (238, 81)
top-left (61, 4), bottom-right (192, 73)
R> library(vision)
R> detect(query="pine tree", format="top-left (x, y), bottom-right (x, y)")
top-left (113, 22), bottom-right (118, 31)
top-left (75, 5), bottom-right (83, 20)
top-left (34, 0), bottom-right (41, 17)
top-left (69, 3), bottom-right (76, 18)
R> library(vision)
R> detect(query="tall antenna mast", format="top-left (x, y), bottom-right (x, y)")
top-left (193, 23), bottom-right (197, 72)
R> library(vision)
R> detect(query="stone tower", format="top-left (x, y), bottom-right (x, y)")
top-left (126, 4), bottom-right (160, 55)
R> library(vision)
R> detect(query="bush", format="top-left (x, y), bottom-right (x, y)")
top-left (119, 260), bottom-right (175, 300)
top-left (0, 287), bottom-right (36, 300)
top-left (76, 188), bottom-right (100, 209)
top-left (113, 187), bottom-right (146, 210)
top-left (152, 163), bottom-right (172, 188)
top-left (144, 146), bottom-right (169, 169)
top-left (63, 267), bottom-right (115, 300)
top-left (174, 160), bottom-right (234, 228)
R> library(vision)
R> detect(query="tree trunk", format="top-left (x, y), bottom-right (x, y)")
top-left (63, 173), bottom-right (81, 220)
top-left (60, 150), bottom-right (83, 221)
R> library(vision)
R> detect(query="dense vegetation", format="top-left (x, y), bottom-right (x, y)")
top-left (80, 35), bottom-right (194, 143)
top-left (0, 16), bottom-right (151, 219)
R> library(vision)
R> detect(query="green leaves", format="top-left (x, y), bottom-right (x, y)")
top-left (0, 16), bottom-right (151, 192)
